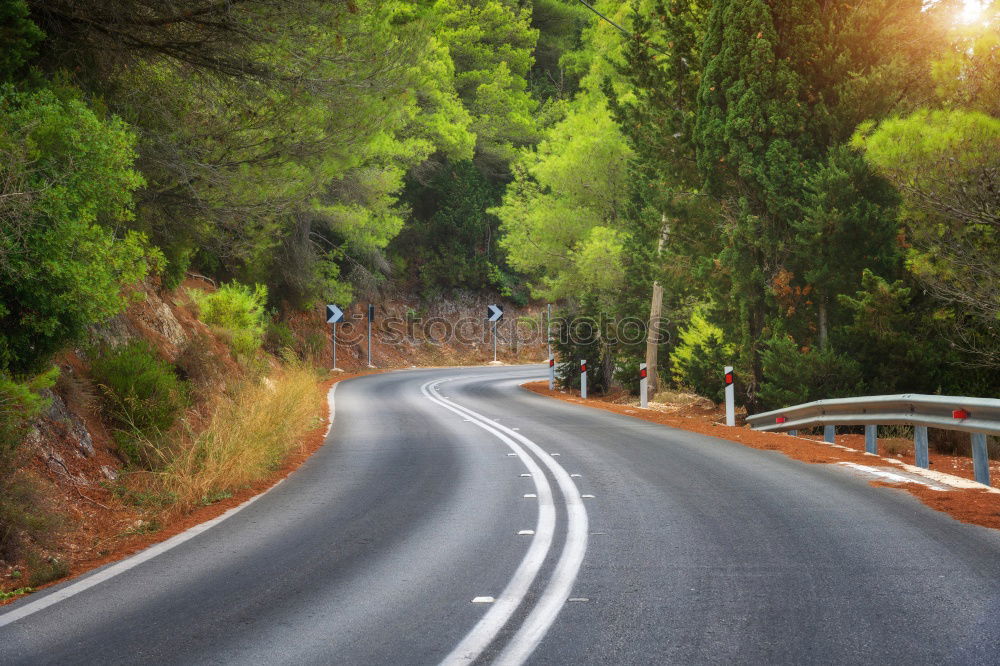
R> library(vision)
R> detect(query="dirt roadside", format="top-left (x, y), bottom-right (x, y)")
top-left (522, 381), bottom-right (1000, 532)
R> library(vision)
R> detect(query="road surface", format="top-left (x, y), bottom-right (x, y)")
top-left (2, 365), bottom-right (1000, 664)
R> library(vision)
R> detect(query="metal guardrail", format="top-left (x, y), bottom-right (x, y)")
top-left (746, 394), bottom-right (1000, 486)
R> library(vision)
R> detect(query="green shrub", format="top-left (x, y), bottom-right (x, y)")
top-left (552, 309), bottom-right (611, 394)
top-left (669, 308), bottom-right (735, 403)
top-left (0, 368), bottom-right (57, 458)
top-left (758, 335), bottom-right (864, 411)
top-left (90, 342), bottom-right (188, 467)
top-left (264, 320), bottom-right (296, 356)
top-left (614, 357), bottom-right (643, 396)
top-left (0, 471), bottom-right (65, 562)
top-left (189, 282), bottom-right (268, 357)
top-left (0, 369), bottom-right (62, 561)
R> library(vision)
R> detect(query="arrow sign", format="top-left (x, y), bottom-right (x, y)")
top-left (487, 304), bottom-right (503, 322)
top-left (326, 304), bottom-right (344, 324)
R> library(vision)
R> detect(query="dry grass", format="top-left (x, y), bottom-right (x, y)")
top-left (140, 364), bottom-right (323, 513)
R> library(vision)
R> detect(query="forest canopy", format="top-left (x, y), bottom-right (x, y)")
top-left (1, 0), bottom-right (998, 408)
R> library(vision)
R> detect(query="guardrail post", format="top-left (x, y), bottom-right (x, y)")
top-left (824, 425), bottom-right (835, 444)
top-left (788, 429), bottom-right (798, 436)
top-left (914, 426), bottom-right (929, 469)
top-left (580, 359), bottom-right (587, 400)
top-left (971, 433), bottom-right (990, 486)
top-left (864, 425), bottom-right (878, 455)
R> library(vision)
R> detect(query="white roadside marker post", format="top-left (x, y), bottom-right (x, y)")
top-left (724, 366), bottom-right (735, 427)
top-left (580, 359), bottom-right (587, 399)
top-left (548, 355), bottom-right (555, 391)
top-left (639, 362), bottom-right (648, 409)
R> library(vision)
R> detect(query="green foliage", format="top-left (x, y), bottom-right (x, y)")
top-left (0, 0), bottom-right (43, 79)
top-left (669, 308), bottom-right (735, 404)
top-left (0, 368), bottom-right (59, 561)
top-left (854, 109), bottom-right (1000, 367)
top-left (395, 160), bottom-right (505, 297)
top-left (190, 283), bottom-right (268, 358)
top-left (758, 335), bottom-right (863, 412)
top-left (90, 341), bottom-right (188, 467)
top-left (264, 321), bottom-right (296, 356)
top-left (0, 368), bottom-right (57, 457)
top-left (435, 0), bottom-right (540, 174)
top-left (552, 305), bottom-right (613, 394)
top-left (494, 90), bottom-right (632, 302)
top-left (0, 86), bottom-right (155, 375)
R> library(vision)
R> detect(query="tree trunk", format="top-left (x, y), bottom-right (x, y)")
top-left (645, 215), bottom-right (671, 396)
top-left (818, 298), bottom-right (829, 350)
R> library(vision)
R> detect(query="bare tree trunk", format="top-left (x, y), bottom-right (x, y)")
top-left (818, 299), bottom-right (829, 350)
top-left (645, 215), bottom-right (671, 396)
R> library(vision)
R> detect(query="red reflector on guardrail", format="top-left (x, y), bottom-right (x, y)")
top-left (953, 409), bottom-right (970, 419)
top-left (776, 416), bottom-right (787, 424)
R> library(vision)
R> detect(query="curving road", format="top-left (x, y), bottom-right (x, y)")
top-left (2, 365), bottom-right (1000, 664)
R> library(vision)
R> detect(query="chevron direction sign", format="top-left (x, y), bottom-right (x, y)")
top-left (487, 304), bottom-right (504, 322)
top-left (326, 304), bottom-right (344, 324)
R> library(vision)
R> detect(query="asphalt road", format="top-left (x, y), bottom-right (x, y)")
top-left (2, 365), bottom-right (1000, 665)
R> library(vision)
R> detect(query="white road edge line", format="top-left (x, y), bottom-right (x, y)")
top-left (0, 382), bottom-right (343, 629)
top-left (431, 380), bottom-right (589, 666)
top-left (421, 380), bottom-right (557, 666)
top-left (837, 462), bottom-right (946, 490)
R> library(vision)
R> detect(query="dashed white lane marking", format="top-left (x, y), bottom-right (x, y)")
top-left (550, 453), bottom-right (560, 456)
top-left (0, 379), bottom-right (350, 629)
top-left (570, 474), bottom-right (582, 478)
top-left (581, 495), bottom-right (595, 499)
top-left (507, 453), bottom-right (517, 457)
top-left (472, 597), bottom-right (495, 604)
top-left (423, 380), bottom-right (558, 666)
top-left (518, 530), bottom-right (535, 536)
top-left (429, 378), bottom-right (589, 666)
top-left (524, 494), bottom-right (537, 498)
top-left (568, 598), bottom-right (589, 603)
top-left (520, 473), bottom-right (532, 478)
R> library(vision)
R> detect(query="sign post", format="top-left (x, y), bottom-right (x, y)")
top-left (548, 355), bottom-right (555, 391)
top-left (487, 304), bottom-right (503, 363)
top-left (326, 305), bottom-right (344, 371)
top-left (640, 362), bottom-right (648, 409)
top-left (367, 304), bottom-right (375, 368)
top-left (580, 359), bottom-right (587, 399)
top-left (724, 366), bottom-right (735, 426)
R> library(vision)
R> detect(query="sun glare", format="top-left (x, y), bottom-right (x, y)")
top-left (957, 0), bottom-right (987, 24)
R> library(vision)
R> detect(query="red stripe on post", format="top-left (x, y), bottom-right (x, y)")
top-left (581, 363), bottom-right (587, 373)
top-left (640, 368), bottom-right (647, 379)
top-left (724, 372), bottom-right (734, 386)
top-left (549, 358), bottom-right (554, 367)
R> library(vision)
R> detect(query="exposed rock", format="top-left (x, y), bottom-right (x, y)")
top-left (145, 292), bottom-right (187, 347)
top-left (39, 391), bottom-right (95, 458)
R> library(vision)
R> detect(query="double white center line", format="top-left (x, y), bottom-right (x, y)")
top-left (421, 379), bottom-right (589, 665)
